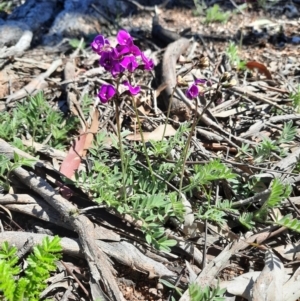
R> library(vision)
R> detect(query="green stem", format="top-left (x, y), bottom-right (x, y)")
top-left (114, 81), bottom-right (127, 202)
top-left (168, 91), bottom-right (217, 187)
top-left (178, 100), bottom-right (198, 193)
top-left (131, 96), bottom-right (155, 181)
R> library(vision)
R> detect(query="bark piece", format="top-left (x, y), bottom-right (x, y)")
top-left (0, 30), bottom-right (33, 58)
top-left (0, 193), bottom-right (120, 241)
top-left (283, 266), bottom-right (300, 301)
top-left (160, 38), bottom-right (191, 121)
top-left (152, 15), bottom-right (181, 46)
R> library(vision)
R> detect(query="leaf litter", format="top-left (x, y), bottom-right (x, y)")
top-left (0, 0), bottom-right (300, 300)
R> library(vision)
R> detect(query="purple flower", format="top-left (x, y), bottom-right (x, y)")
top-left (114, 44), bottom-right (141, 58)
top-left (91, 35), bottom-right (110, 54)
top-left (123, 81), bottom-right (140, 95)
top-left (113, 45), bottom-right (129, 58)
top-left (186, 84), bottom-right (199, 100)
top-left (98, 84), bottom-right (116, 103)
top-left (117, 29), bottom-right (133, 46)
top-left (120, 56), bottom-right (139, 72)
top-left (141, 52), bottom-right (154, 71)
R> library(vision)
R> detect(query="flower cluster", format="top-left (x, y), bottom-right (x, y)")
top-left (185, 79), bottom-right (210, 100)
top-left (91, 30), bottom-right (154, 103)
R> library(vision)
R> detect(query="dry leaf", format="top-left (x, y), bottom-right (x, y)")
top-left (283, 266), bottom-right (300, 301)
top-left (252, 249), bottom-right (284, 301)
top-left (274, 243), bottom-right (300, 261)
top-left (60, 110), bottom-right (99, 179)
top-left (246, 61), bottom-right (273, 80)
top-left (221, 271), bottom-right (261, 300)
top-left (82, 109), bottom-right (99, 157)
top-left (59, 130), bottom-right (86, 179)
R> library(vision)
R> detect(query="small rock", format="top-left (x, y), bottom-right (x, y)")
top-left (149, 288), bottom-right (158, 295)
top-left (156, 282), bottom-right (164, 290)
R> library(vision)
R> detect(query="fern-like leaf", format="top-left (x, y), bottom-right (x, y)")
top-left (215, 199), bottom-right (239, 214)
top-left (255, 179), bottom-right (291, 222)
top-left (13, 278), bottom-right (29, 301)
top-left (266, 179), bottom-right (291, 208)
top-left (239, 212), bottom-right (255, 230)
top-left (0, 242), bottom-right (19, 275)
top-left (25, 236), bottom-right (62, 300)
top-left (0, 261), bottom-right (16, 301)
top-left (275, 214), bottom-right (300, 233)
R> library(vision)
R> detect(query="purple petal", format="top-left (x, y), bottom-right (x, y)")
top-left (123, 81), bottom-right (140, 95)
top-left (111, 62), bottom-right (125, 77)
top-left (141, 52), bottom-right (154, 71)
top-left (186, 84), bottom-right (199, 100)
top-left (130, 45), bottom-right (141, 56)
top-left (117, 29), bottom-right (133, 46)
top-left (114, 44), bottom-right (130, 58)
top-left (98, 84), bottom-right (116, 103)
top-left (120, 56), bottom-right (139, 72)
top-left (91, 35), bottom-right (110, 53)
top-left (113, 44), bottom-right (141, 59)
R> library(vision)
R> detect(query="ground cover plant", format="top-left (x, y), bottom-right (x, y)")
top-left (0, 236), bottom-right (62, 301)
top-left (0, 0), bottom-right (300, 300)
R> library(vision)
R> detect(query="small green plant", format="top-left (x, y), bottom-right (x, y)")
top-left (187, 160), bottom-right (237, 226)
top-left (232, 176), bottom-right (293, 230)
top-left (254, 178), bottom-right (292, 222)
top-left (0, 236), bottom-right (62, 301)
top-left (77, 131), bottom-right (187, 252)
top-left (192, 0), bottom-right (206, 16)
top-left (254, 137), bottom-right (283, 163)
top-left (236, 121), bottom-right (297, 164)
top-left (185, 159), bottom-right (236, 193)
top-left (69, 38), bottom-right (86, 49)
top-left (189, 282), bottom-right (226, 301)
top-left (239, 212), bottom-right (255, 230)
top-left (0, 92), bottom-right (79, 149)
top-left (0, 152), bottom-right (37, 192)
top-left (225, 42), bottom-right (246, 70)
top-left (278, 120), bottom-right (298, 144)
top-left (81, 94), bottom-right (94, 119)
top-left (290, 85), bottom-right (300, 113)
top-left (204, 4), bottom-right (231, 24)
